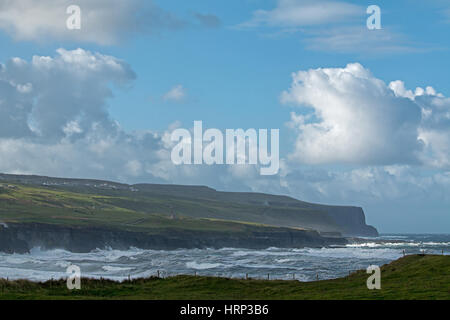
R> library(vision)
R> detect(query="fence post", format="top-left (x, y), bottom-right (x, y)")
top-left (246, 273), bottom-right (248, 280)
top-left (316, 273), bottom-right (319, 281)
top-left (267, 273), bottom-right (270, 280)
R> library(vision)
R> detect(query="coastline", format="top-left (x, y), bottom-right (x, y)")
top-left (0, 222), bottom-right (348, 254)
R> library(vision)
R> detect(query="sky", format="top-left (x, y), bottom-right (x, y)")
top-left (0, 0), bottom-right (449, 233)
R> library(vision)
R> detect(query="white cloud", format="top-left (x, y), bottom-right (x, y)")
top-left (0, 0), bottom-right (184, 45)
top-left (237, 1), bottom-right (420, 54)
top-left (0, 48), bottom-right (174, 181)
top-left (0, 48), bottom-right (135, 140)
top-left (274, 165), bottom-right (450, 210)
top-left (413, 91), bottom-right (450, 169)
top-left (239, 0), bottom-right (362, 28)
top-left (282, 63), bottom-right (449, 168)
top-left (389, 80), bottom-right (450, 168)
top-left (282, 63), bottom-right (423, 165)
top-left (163, 85), bottom-right (187, 103)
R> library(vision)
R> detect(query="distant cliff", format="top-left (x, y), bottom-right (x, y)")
top-left (0, 173), bottom-right (378, 245)
top-left (318, 206), bottom-right (378, 237)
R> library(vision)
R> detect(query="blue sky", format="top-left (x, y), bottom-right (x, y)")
top-left (0, 0), bottom-right (449, 233)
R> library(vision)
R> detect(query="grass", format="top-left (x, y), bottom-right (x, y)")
top-left (0, 183), bottom-right (287, 235)
top-left (0, 179), bottom-right (341, 234)
top-left (0, 255), bottom-right (448, 300)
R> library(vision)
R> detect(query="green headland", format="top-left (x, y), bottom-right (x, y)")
top-left (0, 173), bottom-right (379, 253)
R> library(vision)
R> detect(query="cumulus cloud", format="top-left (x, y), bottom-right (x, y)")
top-left (163, 85), bottom-right (187, 103)
top-left (392, 82), bottom-right (450, 168)
top-left (282, 63), bottom-right (449, 168)
top-left (0, 48), bottom-right (167, 181)
top-left (0, 0), bottom-right (184, 45)
top-left (282, 63), bottom-right (423, 165)
top-left (239, 0), bottom-right (361, 28)
top-left (0, 48), bottom-right (135, 140)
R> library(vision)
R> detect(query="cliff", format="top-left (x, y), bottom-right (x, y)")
top-left (0, 173), bottom-right (378, 254)
top-left (0, 223), bottom-right (347, 254)
top-left (319, 206), bottom-right (378, 237)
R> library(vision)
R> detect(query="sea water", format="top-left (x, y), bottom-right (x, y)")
top-left (0, 234), bottom-right (448, 282)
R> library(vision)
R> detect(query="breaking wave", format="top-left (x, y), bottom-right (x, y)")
top-left (0, 234), bottom-right (448, 282)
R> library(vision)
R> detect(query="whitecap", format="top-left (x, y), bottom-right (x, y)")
top-left (102, 266), bottom-right (134, 272)
top-left (186, 262), bottom-right (222, 270)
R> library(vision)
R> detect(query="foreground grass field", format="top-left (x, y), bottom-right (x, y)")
top-left (0, 255), bottom-right (448, 300)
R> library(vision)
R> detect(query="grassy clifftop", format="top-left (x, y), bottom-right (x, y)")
top-left (0, 182), bottom-right (271, 234)
top-left (0, 173), bottom-right (378, 236)
top-left (0, 255), bottom-right (448, 300)
top-left (1, 182), bottom-right (345, 253)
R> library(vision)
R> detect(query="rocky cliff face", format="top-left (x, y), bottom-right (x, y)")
top-left (0, 223), bottom-right (347, 254)
top-left (321, 206), bottom-right (378, 237)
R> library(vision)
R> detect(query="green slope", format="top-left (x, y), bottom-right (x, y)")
top-left (0, 183), bottom-right (278, 234)
top-left (0, 255), bottom-right (448, 300)
top-left (0, 173), bottom-right (378, 236)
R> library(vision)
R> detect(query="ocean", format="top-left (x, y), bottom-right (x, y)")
top-left (0, 234), bottom-right (448, 282)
